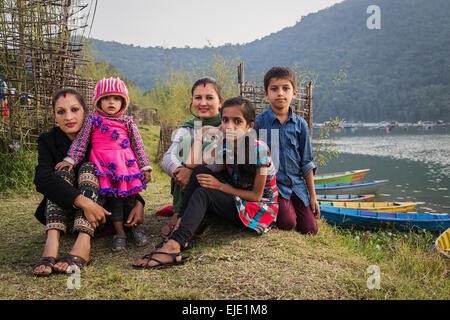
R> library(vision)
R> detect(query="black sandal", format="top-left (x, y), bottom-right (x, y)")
top-left (134, 251), bottom-right (188, 269)
top-left (32, 256), bottom-right (57, 277)
top-left (55, 254), bottom-right (92, 273)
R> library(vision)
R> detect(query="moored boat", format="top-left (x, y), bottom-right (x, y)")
top-left (315, 180), bottom-right (389, 195)
top-left (435, 228), bottom-right (450, 258)
top-left (314, 169), bottom-right (370, 185)
top-left (316, 194), bottom-right (375, 202)
top-left (318, 201), bottom-right (417, 213)
top-left (319, 206), bottom-right (450, 232)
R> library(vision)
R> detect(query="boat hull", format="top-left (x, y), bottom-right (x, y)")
top-left (315, 180), bottom-right (389, 195)
top-left (319, 206), bottom-right (450, 232)
top-left (316, 194), bottom-right (375, 202)
top-left (314, 169), bottom-right (370, 185)
top-left (435, 228), bottom-right (450, 258)
top-left (318, 201), bottom-right (417, 213)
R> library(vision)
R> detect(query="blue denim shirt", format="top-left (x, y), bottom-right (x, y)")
top-left (255, 106), bottom-right (316, 206)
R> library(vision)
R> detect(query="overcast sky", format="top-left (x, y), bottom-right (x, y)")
top-left (88, 0), bottom-right (344, 48)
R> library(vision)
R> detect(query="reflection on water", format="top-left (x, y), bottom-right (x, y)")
top-left (315, 127), bottom-right (450, 213)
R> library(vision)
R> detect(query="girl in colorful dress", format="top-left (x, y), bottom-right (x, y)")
top-left (57, 77), bottom-right (152, 251)
top-left (133, 97), bottom-right (278, 269)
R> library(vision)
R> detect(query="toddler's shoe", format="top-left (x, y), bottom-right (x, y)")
top-left (112, 234), bottom-right (127, 252)
top-left (130, 229), bottom-right (148, 247)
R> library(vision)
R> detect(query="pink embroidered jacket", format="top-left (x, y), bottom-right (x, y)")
top-left (64, 112), bottom-right (152, 172)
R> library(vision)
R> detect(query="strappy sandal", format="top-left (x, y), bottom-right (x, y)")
top-left (130, 229), bottom-right (148, 247)
top-left (32, 256), bottom-right (57, 277)
top-left (134, 251), bottom-right (188, 269)
top-left (112, 234), bottom-right (127, 252)
top-left (55, 254), bottom-right (92, 273)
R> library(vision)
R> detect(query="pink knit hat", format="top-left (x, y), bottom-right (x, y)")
top-left (92, 77), bottom-right (130, 114)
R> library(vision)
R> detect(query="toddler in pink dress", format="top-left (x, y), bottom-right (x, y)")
top-left (59, 77), bottom-right (152, 251)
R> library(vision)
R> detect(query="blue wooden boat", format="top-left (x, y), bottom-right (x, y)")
top-left (316, 194), bottom-right (375, 202)
top-left (319, 206), bottom-right (450, 232)
top-left (315, 180), bottom-right (389, 195)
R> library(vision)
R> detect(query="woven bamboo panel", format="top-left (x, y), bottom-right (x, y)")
top-left (0, 0), bottom-right (95, 151)
top-left (158, 123), bottom-right (177, 160)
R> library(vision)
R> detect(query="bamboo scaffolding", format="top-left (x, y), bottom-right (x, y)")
top-left (0, 0), bottom-right (95, 152)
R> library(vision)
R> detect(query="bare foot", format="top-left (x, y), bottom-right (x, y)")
top-left (132, 239), bottom-right (182, 268)
top-left (33, 257), bottom-right (57, 276)
top-left (33, 230), bottom-right (60, 276)
top-left (161, 213), bottom-right (179, 237)
top-left (54, 232), bottom-right (91, 273)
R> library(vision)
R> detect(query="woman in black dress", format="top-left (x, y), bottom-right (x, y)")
top-left (32, 88), bottom-right (146, 276)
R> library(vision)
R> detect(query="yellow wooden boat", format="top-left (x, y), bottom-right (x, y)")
top-left (435, 228), bottom-right (450, 258)
top-left (318, 201), bottom-right (417, 213)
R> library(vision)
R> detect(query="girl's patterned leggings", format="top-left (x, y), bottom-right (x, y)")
top-left (45, 162), bottom-right (100, 237)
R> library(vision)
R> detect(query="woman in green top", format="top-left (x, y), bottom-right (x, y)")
top-left (161, 77), bottom-right (224, 237)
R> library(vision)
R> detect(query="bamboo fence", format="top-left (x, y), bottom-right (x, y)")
top-left (0, 0), bottom-right (96, 151)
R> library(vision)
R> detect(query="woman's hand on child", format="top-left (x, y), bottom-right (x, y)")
top-left (196, 174), bottom-right (224, 191)
top-left (143, 170), bottom-right (152, 183)
top-left (55, 160), bottom-right (73, 172)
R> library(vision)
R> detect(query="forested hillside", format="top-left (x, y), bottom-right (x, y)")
top-left (92, 0), bottom-right (450, 122)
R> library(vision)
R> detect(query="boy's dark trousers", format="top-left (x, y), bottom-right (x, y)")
top-left (277, 192), bottom-right (318, 235)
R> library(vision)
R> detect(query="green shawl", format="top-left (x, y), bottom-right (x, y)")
top-left (180, 113), bottom-right (221, 128)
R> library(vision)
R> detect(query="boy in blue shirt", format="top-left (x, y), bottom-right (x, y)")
top-left (255, 66), bottom-right (319, 234)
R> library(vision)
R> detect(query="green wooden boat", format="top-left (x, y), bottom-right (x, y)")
top-left (314, 169), bottom-right (370, 185)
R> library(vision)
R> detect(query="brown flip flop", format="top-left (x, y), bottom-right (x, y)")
top-left (55, 254), bottom-right (92, 273)
top-left (32, 256), bottom-right (57, 277)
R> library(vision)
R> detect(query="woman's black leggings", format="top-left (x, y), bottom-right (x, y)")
top-left (170, 166), bottom-right (242, 247)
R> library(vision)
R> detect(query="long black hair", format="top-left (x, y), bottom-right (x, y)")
top-left (220, 97), bottom-right (257, 189)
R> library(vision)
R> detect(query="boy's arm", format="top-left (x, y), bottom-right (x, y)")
top-left (298, 119), bottom-right (319, 217)
top-left (304, 169), bottom-right (320, 218)
top-left (298, 119), bottom-right (316, 178)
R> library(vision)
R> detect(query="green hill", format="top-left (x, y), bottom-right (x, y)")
top-left (91, 0), bottom-right (450, 122)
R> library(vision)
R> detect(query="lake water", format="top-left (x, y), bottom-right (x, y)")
top-left (314, 125), bottom-right (450, 213)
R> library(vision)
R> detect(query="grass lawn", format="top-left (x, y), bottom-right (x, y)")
top-left (0, 125), bottom-right (448, 300)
